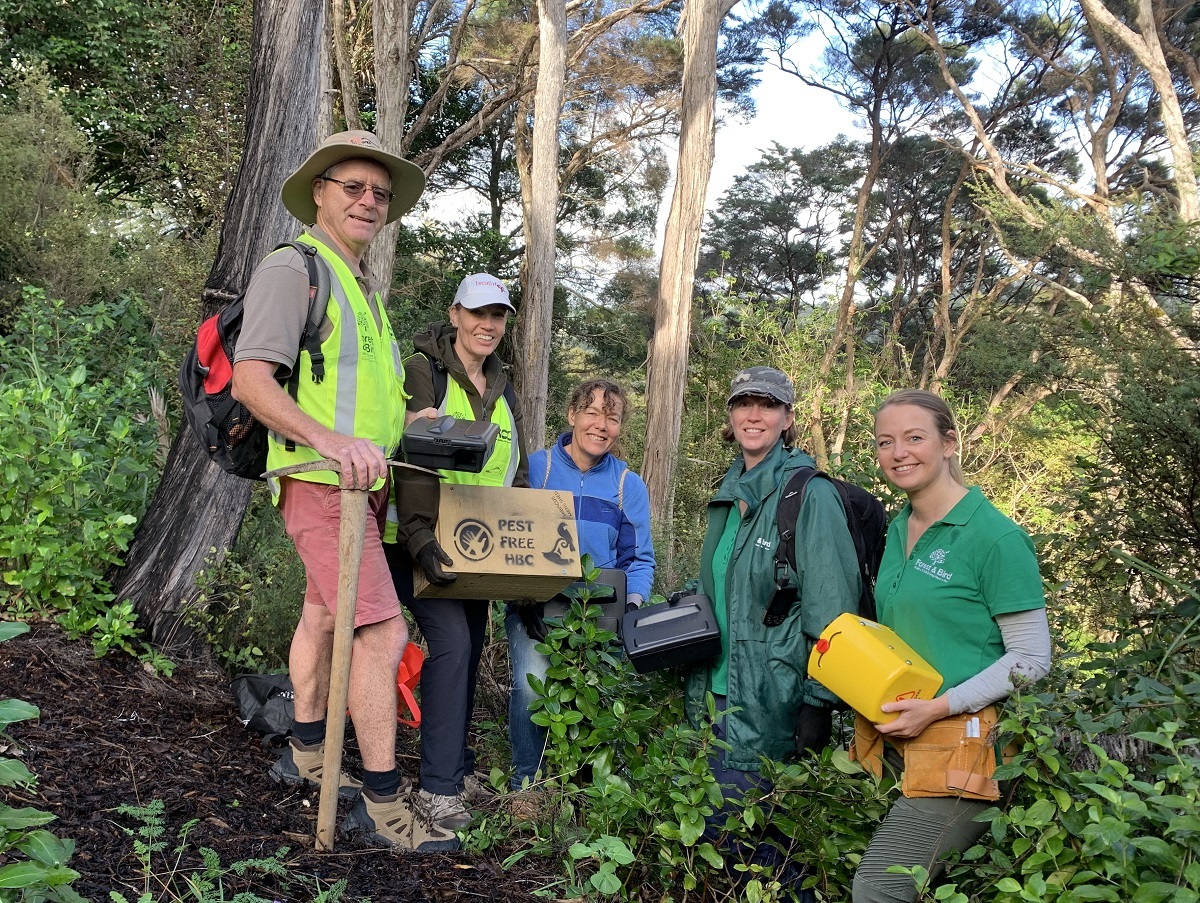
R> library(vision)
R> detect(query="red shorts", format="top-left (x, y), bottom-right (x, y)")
top-left (278, 478), bottom-right (401, 628)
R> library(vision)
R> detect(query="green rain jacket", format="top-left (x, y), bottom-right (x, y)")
top-left (684, 440), bottom-right (860, 772)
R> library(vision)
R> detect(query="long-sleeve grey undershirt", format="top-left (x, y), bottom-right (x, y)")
top-left (944, 607), bottom-right (1052, 715)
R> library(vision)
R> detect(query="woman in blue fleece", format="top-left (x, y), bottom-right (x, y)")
top-left (506, 378), bottom-right (655, 789)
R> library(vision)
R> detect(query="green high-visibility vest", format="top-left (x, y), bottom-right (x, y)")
top-left (266, 234), bottom-right (406, 496)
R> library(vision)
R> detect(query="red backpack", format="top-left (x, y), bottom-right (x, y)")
top-left (178, 242), bottom-right (330, 480)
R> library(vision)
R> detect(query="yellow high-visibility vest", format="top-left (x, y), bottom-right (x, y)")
top-left (266, 234), bottom-right (405, 496)
top-left (435, 376), bottom-right (519, 488)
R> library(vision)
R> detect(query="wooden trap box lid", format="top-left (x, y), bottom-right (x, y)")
top-left (413, 484), bottom-right (582, 600)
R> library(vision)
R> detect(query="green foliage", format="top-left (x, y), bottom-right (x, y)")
top-left (0, 63), bottom-right (113, 320)
top-left (932, 590), bottom-right (1200, 903)
top-left (561, 268), bottom-right (656, 382)
top-left (1044, 318), bottom-right (1200, 629)
top-left (0, 0), bottom-right (251, 217)
top-left (470, 570), bottom-right (895, 900)
top-left (109, 800), bottom-right (347, 903)
top-left (0, 288), bottom-right (164, 664)
top-left (387, 221), bottom-right (521, 352)
top-left (700, 139), bottom-right (862, 314)
top-left (0, 621), bottom-right (88, 903)
top-left (1122, 219), bottom-right (1200, 307)
top-left (468, 558), bottom-right (1200, 903)
top-left (0, 62), bottom-right (215, 347)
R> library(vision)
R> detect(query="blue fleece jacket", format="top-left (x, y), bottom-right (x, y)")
top-left (529, 433), bottom-right (655, 603)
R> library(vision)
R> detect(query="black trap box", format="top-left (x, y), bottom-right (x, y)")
top-left (401, 415), bottom-right (499, 473)
top-left (543, 568), bottom-right (627, 638)
top-left (621, 593), bottom-right (721, 673)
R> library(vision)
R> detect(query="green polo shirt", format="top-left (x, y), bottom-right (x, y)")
top-left (710, 505), bottom-right (741, 695)
top-left (875, 487), bottom-right (1045, 690)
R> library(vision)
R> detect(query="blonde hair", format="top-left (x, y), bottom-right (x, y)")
top-left (875, 389), bottom-right (964, 485)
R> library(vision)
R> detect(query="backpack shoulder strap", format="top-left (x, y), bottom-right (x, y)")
top-left (617, 466), bottom-right (628, 510)
top-left (773, 466), bottom-right (820, 576)
top-left (430, 355), bottom-right (449, 408)
top-left (542, 448), bottom-right (552, 488)
top-left (763, 465), bottom-right (819, 627)
top-left (405, 351), bottom-right (447, 408)
top-left (274, 241), bottom-right (330, 452)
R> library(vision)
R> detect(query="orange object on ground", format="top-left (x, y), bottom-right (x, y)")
top-left (397, 643), bottom-right (424, 728)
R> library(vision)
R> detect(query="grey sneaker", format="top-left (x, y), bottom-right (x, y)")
top-left (461, 773), bottom-right (498, 807)
top-left (341, 784), bottom-right (460, 852)
top-left (268, 737), bottom-right (362, 800)
top-left (417, 787), bottom-right (473, 831)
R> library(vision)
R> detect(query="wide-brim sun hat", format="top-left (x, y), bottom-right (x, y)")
top-left (280, 130), bottom-right (425, 226)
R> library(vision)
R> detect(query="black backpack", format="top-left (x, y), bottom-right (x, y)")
top-left (179, 242), bottom-right (330, 480)
top-left (763, 467), bottom-right (888, 627)
top-left (230, 672), bottom-right (294, 746)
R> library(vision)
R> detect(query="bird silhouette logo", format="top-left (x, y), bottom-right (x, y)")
top-left (542, 522), bottom-right (576, 565)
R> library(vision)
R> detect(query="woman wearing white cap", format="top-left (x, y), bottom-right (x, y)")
top-left (385, 273), bottom-right (529, 833)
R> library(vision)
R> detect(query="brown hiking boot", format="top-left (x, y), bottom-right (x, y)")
top-left (268, 737), bottom-right (362, 800)
top-left (341, 784), bottom-right (461, 852)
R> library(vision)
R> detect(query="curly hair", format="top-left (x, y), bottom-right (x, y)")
top-left (566, 378), bottom-right (628, 459)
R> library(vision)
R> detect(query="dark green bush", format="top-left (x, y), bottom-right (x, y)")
top-left (188, 484), bottom-right (306, 673)
top-left (0, 288), bottom-right (161, 660)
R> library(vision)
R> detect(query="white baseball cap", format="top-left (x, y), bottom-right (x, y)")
top-left (452, 273), bottom-right (515, 312)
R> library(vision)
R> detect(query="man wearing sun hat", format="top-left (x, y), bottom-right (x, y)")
top-left (230, 130), bottom-right (456, 852)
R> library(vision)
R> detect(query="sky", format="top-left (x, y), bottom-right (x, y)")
top-left (425, 41), bottom-right (863, 253)
top-left (707, 64), bottom-right (857, 209)
top-left (650, 60), bottom-right (860, 253)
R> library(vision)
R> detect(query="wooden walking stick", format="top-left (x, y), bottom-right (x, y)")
top-left (262, 458), bottom-right (438, 852)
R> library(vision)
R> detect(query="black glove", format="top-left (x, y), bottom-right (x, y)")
top-left (416, 540), bottom-right (457, 586)
top-left (666, 591), bottom-right (685, 605)
top-left (794, 704), bottom-right (834, 758)
top-left (518, 603), bottom-right (548, 643)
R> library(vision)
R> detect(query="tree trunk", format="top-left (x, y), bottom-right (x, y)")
top-left (1077, 0), bottom-right (1199, 223)
top-left (370, 0), bottom-right (417, 301)
top-left (110, 0), bottom-right (323, 654)
top-left (330, 0), bottom-right (359, 131)
top-left (642, 0), bottom-right (737, 538)
top-left (513, 0), bottom-right (567, 452)
top-left (319, 6), bottom-right (336, 138)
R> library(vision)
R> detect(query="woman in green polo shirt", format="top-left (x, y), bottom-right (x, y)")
top-left (853, 389), bottom-right (1052, 903)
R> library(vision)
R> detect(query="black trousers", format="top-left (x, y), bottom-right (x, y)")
top-left (385, 544), bottom-right (488, 795)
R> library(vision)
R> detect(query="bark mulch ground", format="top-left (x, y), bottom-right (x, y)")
top-left (0, 622), bottom-right (556, 902)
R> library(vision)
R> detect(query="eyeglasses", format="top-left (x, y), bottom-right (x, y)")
top-left (319, 176), bottom-right (394, 205)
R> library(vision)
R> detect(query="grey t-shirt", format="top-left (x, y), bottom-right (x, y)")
top-left (233, 226), bottom-right (382, 377)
